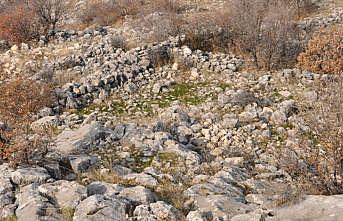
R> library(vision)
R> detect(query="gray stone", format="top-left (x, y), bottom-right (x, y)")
top-left (87, 181), bottom-right (124, 197)
top-left (69, 155), bottom-right (100, 173)
top-left (15, 184), bottom-right (62, 221)
top-left (54, 122), bottom-right (111, 154)
top-left (11, 167), bottom-right (50, 186)
top-left (150, 201), bottom-right (182, 221)
top-left (231, 213), bottom-right (264, 221)
top-left (133, 205), bottom-right (157, 221)
top-left (266, 195), bottom-right (343, 221)
top-left (120, 186), bottom-right (157, 204)
top-left (193, 195), bottom-right (251, 221)
top-left (73, 194), bottom-right (127, 221)
top-left (38, 180), bottom-right (87, 208)
top-left (31, 116), bottom-right (60, 130)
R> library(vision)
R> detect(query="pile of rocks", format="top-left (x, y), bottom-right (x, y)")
top-left (299, 7), bottom-right (343, 31)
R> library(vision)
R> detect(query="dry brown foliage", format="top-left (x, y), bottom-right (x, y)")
top-left (225, 0), bottom-right (301, 70)
top-left (0, 79), bottom-right (55, 163)
top-left (303, 79), bottom-right (343, 194)
top-left (80, 0), bottom-right (142, 26)
top-left (280, 79), bottom-right (343, 195)
top-left (297, 24), bottom-right (343, 75)
top-left (0, 3), bottom-right (40, 43)
top-left (151, 0), bottom-right (188, 14)
top-left (0, 79), bottom-right (54, 124)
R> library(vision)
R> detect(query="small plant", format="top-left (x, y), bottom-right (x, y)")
top-left (60, 207), bottom-right (74, 221)
top-left (153, 177), bottom-right (189, 216)
top-left (85, 169), bottom-right (138, 187)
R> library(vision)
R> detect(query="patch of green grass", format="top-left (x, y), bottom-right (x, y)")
top-left (85, 169), bottom-right (138, 186)
top-left (305, 131), bottom-right (319, 146)
top-left (158, 152), bottom-right (181, 167)
top-left (73, 100), bottom-right (127, 116)
top-left (72, 81), bottom-right (228, 118)
top-left (218, 82), bottom-right (231, 90)
top-left (282, 122), bottom-right (295, 130)
top-left (159, 82), bottom-right (209, 106)
top-left (270, 127), bottom-right (286, 143)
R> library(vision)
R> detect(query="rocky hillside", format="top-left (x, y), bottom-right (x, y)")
top-left (0, 0), bottom-right (342, 221)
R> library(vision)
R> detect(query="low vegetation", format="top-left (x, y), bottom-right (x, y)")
top-left (0, 79), bottom-right (54, 163)
top-left (297, 24), bottom-right (343, 74)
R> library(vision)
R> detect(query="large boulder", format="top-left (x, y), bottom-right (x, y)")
top-left (119, 186), bottom-right (157, 205)
top-left (192, 195), bottom-right (251, 221)
top-left (266, 195), bottom-right (343, 221)
top-left (38, 181), bottom-right (87, 209)
top-left (73, 194), bottom-right (128, 221)
top-left (10, 167), bottom-right (50, 186)
top-left (15, 184), bottom-right (62, 221)
top-left (53, 122), bottom-right (112, 154)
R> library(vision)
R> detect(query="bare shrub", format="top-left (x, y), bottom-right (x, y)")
top-left (302, 79), bottom-right (342, 194)
top-left (226, 0), bottom-right (300, 70)
top-left (151, 0), bottom-right (188, 14)
top-left (182, 13), bottom-right (218, 52)
top-left (80, 0), bottom-right (141, 26)
top-left (110, 35), bottom-right (127, 50)
top-left (286, 0), bottom-right (319, 18)
top-left (297, 24), bottom-right (343, 75)
top-left (279, 79), bottom-right (343, 195)
top-left (148, 46), bottom-right (174, 67)
top-left (143, 14), bottom-right (184, 43)
top-left (30, 0), bottom-right (65, 34)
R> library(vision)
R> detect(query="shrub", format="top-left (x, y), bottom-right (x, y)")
top-left (0, 79), bottom-right (54, 124)
top-left (110, 34), bottom-right (127, 50)
top-left (0, 4), bottom-right (39, 43)
top-left (303, 79), bottom-right (343, 194)
top-left (151, 0), bottom-right (188, 14)
top-left (30, 0), bottom-right (66, 35)
top-left (80, 0), bottom-right (141, 26)
top-left (280, 80), bottom-right (343, 195)
top-left (297, 24), bottom-right (343, 74)
top-left (226, 0), bottom-right (300, 70)
top-left (0, 79), bottom-right (55, 163)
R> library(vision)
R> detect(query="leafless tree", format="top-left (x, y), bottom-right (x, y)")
top-left (30, 0), bottom-right (65, 34)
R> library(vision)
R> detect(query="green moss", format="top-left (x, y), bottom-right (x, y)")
top-left (71, 81), bottom-right (228, 118)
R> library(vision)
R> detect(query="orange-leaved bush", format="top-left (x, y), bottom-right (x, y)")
top-left (0, 4), bottom-right (39, 43)
top-left (0, 79), bottom-right (54, 125)
top-left (297, 24), bottom-right (343, 74)
top-left (0, 79), bottom-right (55, 163)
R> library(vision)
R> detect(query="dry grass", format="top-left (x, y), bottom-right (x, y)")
top-left (278, 79), bottom-right (343, 195)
